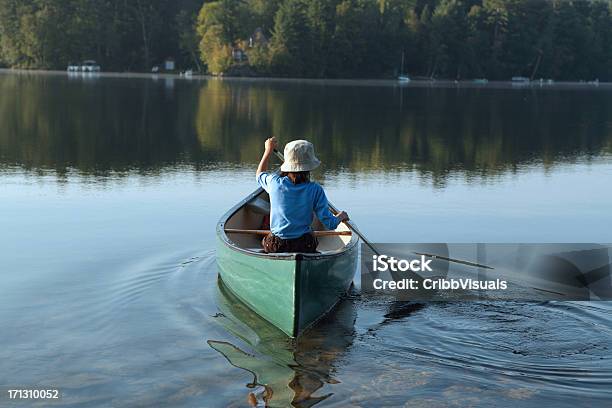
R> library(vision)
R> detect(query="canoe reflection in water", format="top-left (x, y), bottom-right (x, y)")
top-left (208, 278), bottom-right (357, 407)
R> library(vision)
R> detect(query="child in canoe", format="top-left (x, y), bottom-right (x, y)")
top-left (256, 137), bottom-right (349, 253)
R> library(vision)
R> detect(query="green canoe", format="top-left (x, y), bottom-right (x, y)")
top-left (216, 187), bottom-right (359, 338)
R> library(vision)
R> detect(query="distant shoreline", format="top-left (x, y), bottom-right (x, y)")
top-left (1, 68), bottom-right (608, 89)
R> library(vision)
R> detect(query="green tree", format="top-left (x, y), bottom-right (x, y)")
top-left (268, 0), bottom-right (311, 76)
top-left (177, 8), bottom-right (202, 71)
top-left (466, 0), bottom-right (508, 78)
top-left (430, 0), bottom-right (471, 79)
top-left (588, 0), bottom-right (612, 80)
top-left (197, 0), bottom-right (251, 74)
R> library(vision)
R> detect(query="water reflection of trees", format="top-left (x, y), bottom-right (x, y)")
top-left (0, 74), bottom-right (203, 174)
top-left (1, 74), bottom-right (611, 182)
top-left (195, 81), bottom-right (611, 176)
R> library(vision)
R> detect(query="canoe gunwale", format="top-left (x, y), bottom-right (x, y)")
top-left (217, 187), bottom-right (360, 261)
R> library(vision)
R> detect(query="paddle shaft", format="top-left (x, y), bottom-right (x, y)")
top-left (225, 228), bottom-right (352, 237)
top-left (272, 148), bottom-right (381, 256)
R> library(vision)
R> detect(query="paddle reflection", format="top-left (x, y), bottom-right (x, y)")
top-left (209, 278), bottom-right (356, 407)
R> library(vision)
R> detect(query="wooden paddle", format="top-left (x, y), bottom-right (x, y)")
top-left (272, 148), bottom-right (381, 256)
top-left (225, 228), bottom-right (352, 237)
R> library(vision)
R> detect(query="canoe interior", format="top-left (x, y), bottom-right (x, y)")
top-left (223, 189), bottom-right (353, 253)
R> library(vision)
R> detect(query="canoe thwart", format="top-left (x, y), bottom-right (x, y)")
top-left (224, 228), bottom-right (352, 237)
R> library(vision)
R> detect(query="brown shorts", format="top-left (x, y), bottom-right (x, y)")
top-left (261, 232), bottom-right (318, 253)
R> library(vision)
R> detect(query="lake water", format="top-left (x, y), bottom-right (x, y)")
top-left (1, 71), bottom-right (612, 407)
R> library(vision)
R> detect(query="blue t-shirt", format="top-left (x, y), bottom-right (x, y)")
top-left (257, 172), bottom-right (340, 239)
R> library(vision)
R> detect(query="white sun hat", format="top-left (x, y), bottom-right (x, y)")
top-left (280, 140), bottom-right (321, 172)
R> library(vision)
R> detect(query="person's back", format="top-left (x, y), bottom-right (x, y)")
top-left (256, 138), bottom-right (349, 253)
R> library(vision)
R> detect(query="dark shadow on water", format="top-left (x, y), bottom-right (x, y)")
top-left (382, 301), bottom-right (427, 322)
top-left (208, 278), bottom-right (357, 407)
top-left (361, 300), bottom-right (427, 337)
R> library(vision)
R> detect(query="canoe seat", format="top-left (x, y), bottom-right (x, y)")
top-left (244, 247), bottom-right (337, 255)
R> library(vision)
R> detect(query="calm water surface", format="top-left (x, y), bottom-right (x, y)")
top-left (1, 72), bottom-right (612, 407)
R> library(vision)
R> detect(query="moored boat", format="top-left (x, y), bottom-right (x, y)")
top-left (216, 187), bottom-right (359, 337)
top-left (398, 51), bottom-right (411, 83)
top-left (511, 76), bottom-right (530, 84)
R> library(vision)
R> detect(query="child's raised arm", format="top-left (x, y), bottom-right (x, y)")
top-left (256, 137), bottom-right (278, 177)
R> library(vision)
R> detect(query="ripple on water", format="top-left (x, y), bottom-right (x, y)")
top-left (363, 300), bottom-right (612, 400)
top-left (55, 249), bottom-right (205, 341)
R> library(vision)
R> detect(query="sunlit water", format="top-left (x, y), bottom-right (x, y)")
top-left (1, 72), bottom-right (612, 407)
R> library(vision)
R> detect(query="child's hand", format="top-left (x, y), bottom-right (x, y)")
top-left (265, 137), bottom-right (278, 152)
top-left (335, 211), bottom-right (349, 223)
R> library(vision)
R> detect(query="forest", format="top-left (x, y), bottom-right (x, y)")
top-left (0, 0), bottom-right (611, 81)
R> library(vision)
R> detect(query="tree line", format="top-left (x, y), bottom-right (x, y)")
top-left (0, 0), bottom-right (203, 71)
top-left (1, 0), bottom-right (611, 81)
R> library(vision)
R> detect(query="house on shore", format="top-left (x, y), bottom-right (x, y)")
top-left (231, 28), bottom-right (269, 63)
top-left (164, 58), bottom-right (175, 71)
top-left (249, 27), bottom-right (268, 48)
top-left (232, 48), bottom-right (246, 62)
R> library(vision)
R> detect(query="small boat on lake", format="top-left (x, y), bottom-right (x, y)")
top-left (216, 187), bottom-right (359, 338)
top-left (80, 60), bottom-right (101, 73)
top-left (511, 76), bottom-right (530, 85)
top-left (397, 51), bottom-right (411, 83)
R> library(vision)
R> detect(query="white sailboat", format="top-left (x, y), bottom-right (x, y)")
top-left (398, 52), bottom-right (410, 82)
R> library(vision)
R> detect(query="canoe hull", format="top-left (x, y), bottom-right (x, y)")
top-left (216, 235), bottom-right (358, 337)
top-left (294, 246), bottom-right (358, 334)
